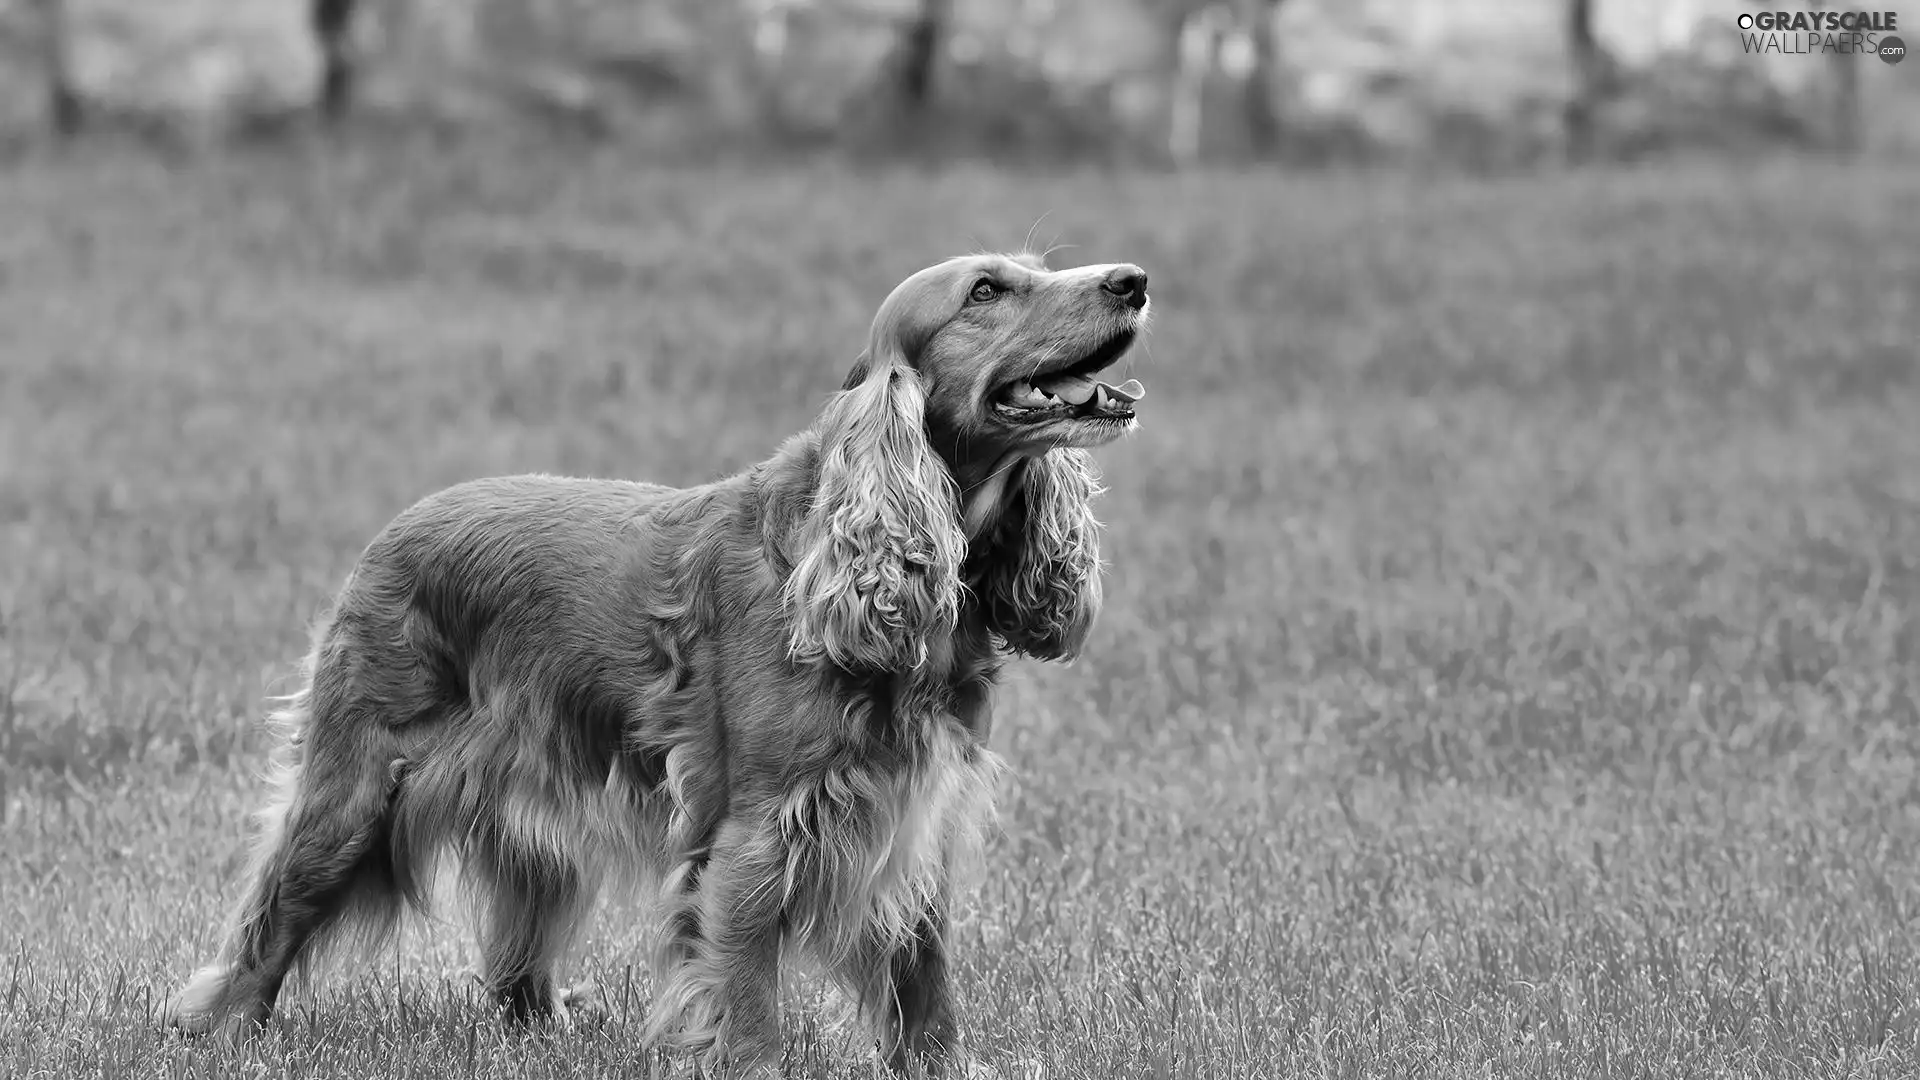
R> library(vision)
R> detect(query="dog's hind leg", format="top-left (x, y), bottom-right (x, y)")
top-left (165, 638), bottom-right (418, 1036)
top-left (467, 827), bottom-right (599, 1025)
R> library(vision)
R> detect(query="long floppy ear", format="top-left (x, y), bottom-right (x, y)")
top-left (785, 356), bottom-right (966, 673)
top-left (977, 449), bottom-right (1105, 661)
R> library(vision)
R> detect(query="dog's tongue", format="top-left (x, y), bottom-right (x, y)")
top-left (1034, 374), bottom-right (1146, 406)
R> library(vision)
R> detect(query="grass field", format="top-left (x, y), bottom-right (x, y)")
top-left (2, 141), bottom-right (1918, 1078)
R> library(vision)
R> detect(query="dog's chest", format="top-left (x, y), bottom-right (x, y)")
top-left (897, 719), bottom-right (999, 864)
top-left (777, 665), bottom-right (1006, 954)
top-left (860, 719), bottom-right (1004, 938)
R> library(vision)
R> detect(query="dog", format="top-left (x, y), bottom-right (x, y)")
top-left (164, 251), bottom-right (1150, 1077)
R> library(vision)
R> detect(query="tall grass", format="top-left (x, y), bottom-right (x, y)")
top-left (2, 142), bottom-right (1918, 1077)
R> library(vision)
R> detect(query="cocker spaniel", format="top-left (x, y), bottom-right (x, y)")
top-left (165, 251), bottom-right (1150, 1077)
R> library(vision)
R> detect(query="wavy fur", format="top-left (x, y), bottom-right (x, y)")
top-left (163, 251), bottom-right (1150, 1079)
top-left (785, 362), bottom-right (966, 673)
top-left (976, 450), bottom-right (1106, 661)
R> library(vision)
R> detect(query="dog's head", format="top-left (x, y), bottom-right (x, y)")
top-left (843, 251), bottom-right (1149, 462)
top-left (787, 252), bottom-right (1149, 673)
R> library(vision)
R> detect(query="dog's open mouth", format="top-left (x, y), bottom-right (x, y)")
top-left (994, 329), bottom-right (1145, 422)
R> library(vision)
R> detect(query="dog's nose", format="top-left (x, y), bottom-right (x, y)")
top-left (1101, 265), bottom-right (1149, 310)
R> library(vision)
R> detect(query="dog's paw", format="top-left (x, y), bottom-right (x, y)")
top-left (162, 964), bottom-right (261, 1042)
top-left (163, 1005), bottom-right (262, 1046)
top-left (558, 978), bottom-right (610, 1029)
top-left (163, 965), bottom-right (228, 1029)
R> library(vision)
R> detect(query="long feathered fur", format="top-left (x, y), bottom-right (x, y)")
top-left (163, 251), bottom-right (1149, 1078)
top-left (785, 362), bottom-right (967, 673)
top-left (976, 450), bottom-right (1106, 660)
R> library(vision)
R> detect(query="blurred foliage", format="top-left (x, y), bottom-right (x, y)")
top-left (1588, 52), bottom-right (1816, 161)
top-left (3, 0), bottom-right (1915, 167)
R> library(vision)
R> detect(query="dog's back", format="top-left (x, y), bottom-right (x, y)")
top-left (342, 474), bottom-right (681, 709)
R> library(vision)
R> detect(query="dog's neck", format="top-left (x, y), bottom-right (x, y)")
top-left (954, 451), bottom-right (1028, 540)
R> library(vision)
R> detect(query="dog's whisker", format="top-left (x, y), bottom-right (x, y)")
top-left (1021, 211), bottom-right (1053, 261)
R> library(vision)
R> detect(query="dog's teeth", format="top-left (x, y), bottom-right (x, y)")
top-left (1005, 382), bottom-right (1055, 408)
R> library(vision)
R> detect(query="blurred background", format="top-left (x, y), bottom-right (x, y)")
top-left (2, 0), bottom-right (1917, 164)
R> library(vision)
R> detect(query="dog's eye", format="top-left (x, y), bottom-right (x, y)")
top-left (968, 280), bottom-right (1002, 304)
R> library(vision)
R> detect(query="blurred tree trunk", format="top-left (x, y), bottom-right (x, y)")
top-left (895, 0), bottom-right (950, 110)
top-left (1237, 0), bottom-right (1283, 157)
top-left (38, 0), bottom-right (81, 136)
top-left (1563, 0), bottom-right (1606, 162)
top-left (1828, 44), bottom-right (1861, 156)
top-left (313, 0), bottom-right (359, 122)
top-left (1167, 2), bottom-right (1215, 165)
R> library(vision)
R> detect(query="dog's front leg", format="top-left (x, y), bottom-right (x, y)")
top-left (666, 816), bottom-right (787, 1079)
top-left (882, 901), bottom-right (962, 1078)
top-left (838, 895), bottom-right (965, 1079)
